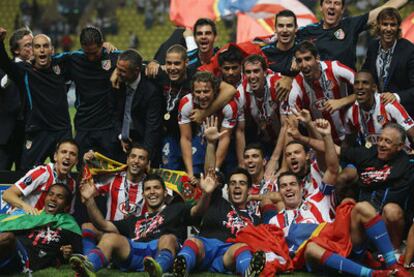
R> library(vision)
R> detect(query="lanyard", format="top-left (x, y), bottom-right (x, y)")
top-left (253, 82), bottom-right (271, 122)
top-left (123, 174), bottom-right (144, 215)
top-left (166, 83), bottom-right (183, 112)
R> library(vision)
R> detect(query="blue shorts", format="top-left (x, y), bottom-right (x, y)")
top-left (196, 237), bottom-right (233, 273)
top-left (161, 136), bottom-right (182, 170)
top-left (116, 239), bottom-right (159, 272)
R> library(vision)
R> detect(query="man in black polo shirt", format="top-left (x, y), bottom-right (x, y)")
top-left (0, 27), bottom-right (72, 170)
top-left (56, 26), bottom-right (121, 164)
top-left (297, 0), bottom-right (408, 69)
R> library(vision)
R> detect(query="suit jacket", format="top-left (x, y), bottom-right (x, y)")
top-left (0, 68), bottom-right (22, 144)
top-left (362, 38), bottom-right (414, 117)
top-left (118, 75), bottom-right (163, 163)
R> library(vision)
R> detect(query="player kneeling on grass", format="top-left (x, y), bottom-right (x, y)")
top-left (0, 183), bottom-right (82, 275)
top-left (70, 171), bottom-right (219, 277)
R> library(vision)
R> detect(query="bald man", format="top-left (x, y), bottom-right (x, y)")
top-left (0, 28), bottom-right (72, 169)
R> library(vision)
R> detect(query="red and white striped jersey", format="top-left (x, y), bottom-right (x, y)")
top-left (178, 93), bottom-right (238, 130)
top-left (247, 178), bottom-right (277, 216)
top-left (268, 189), bottom-right (335, 235)
top-left (14, 163), bottom-right (76, 212)
top-left (345, 92), bottom-right (414, 149)
top-left (288, 60), bottom-right (355, 142)
top-left (301, 159), bottom-right (324, 199)
top-left (237, 70), bottom-right (286, 141)
top-left (95, 171), bottom-right (145, 221)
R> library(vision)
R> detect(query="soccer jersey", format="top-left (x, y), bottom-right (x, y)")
top-left (237, 71), bottom-right (285, 142)
top-left (288, 60), bottom-right (355, 142)
top-left (14, 163), bottom-right (76, 211)
top-left (178, 93), bottom-right (238, 130)
top-left (54, 48), bottom-right (120, 130)
top-left (246, 178), bottom-right (277, 216)
top-left (18, 225), bottom-right (82, 271)
top-left (187, 47), bottom-right (219, 74)
top-left (261, 43), bottom-right (297, 77)
top-left (94, 171), bottom-right (145, 221)
top-left (268, 189), bottom-right (335, 235)
top-left (301, 159), bottom-right (324, 199)
top-left (112, 202), bottom-right (191, 243)
top-left (197, 195), bottom-right (260, 242)
top-left (345, 92), bottom-right (414, 150)
top-left (0, 42), bottom-right (71, 132)
top-left (154, 69), bottom-right (192, 137)
top-left (297, 14), bottom-right (369, 69)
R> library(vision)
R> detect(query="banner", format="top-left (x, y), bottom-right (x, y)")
top-left (170, 0), bottom-right (317, 43)
top-left (402, 12), bottom-right (414, 43)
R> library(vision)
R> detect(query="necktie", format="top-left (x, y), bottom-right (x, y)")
top-left (121, 85), bottom-right (135, 141)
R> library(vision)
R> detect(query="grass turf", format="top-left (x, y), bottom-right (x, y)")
top-left (8, 265), bottom-right (322, 276)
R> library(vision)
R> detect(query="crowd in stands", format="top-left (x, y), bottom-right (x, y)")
top-left (1, 0), bottom-right (414, 276)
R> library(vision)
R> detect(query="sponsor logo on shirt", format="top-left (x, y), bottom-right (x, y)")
top-left (133, 214), bottom-right (165, 240)
top-left (360, 165), bottom-right (392, 184)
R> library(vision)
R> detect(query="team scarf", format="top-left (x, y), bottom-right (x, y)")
top-left (84, 152), bottom-right (202, 204)
top-left (0, 210), bottom-right (81, 235)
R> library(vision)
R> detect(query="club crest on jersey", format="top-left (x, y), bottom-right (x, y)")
top-left (334, 28), bottom-right (345, 40)
top-left (313, 98), bottom-right (328, 111)
top-left (25, 140), bottom-right (32, 150)
top-left (52, 65), bottom-right (61, 75)
top-left (101, 59), bottom-right (111, 71)
top-left (377, 115), bottom-right (385, 124)
top-left (23, 176), bottom-right (32, 186)
top-left (119, 202), bottom-right (140, 215)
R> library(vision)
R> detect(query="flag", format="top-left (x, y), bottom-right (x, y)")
top-left (85, 152), bottom-right (127, 175)
top-left (236, 0), bottom-right (317, 43)
top-left (170, 0), bottom-right (316, 43)
top-left (402, 12), bottom-right (414, 44)
top-left (85, 152), bottom-right (201, 203)
top-left (0, 211), bottom-right (81, 235)
top-left (228, 224), bottom-right (294, 275)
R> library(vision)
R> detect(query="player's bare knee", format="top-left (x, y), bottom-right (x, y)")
top-left (382, 203), bottom-right (404, 223)
top-left (0, 232), bottom-right (16, 247)
top-left (304, 242), bottom-right (321, 262)
top-left (100, 232), bottom-right (123, 246)
top-left (158, 234), bottom-right (178, 249)
top-left (354, 201), bottom-right (376, 218)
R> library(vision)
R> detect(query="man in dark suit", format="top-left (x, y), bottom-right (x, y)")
top-left (116, 49), bottom-right (162, 163)
top-left (0, 27), bottom-right (33, 170)
top-left (362, 7), bottom-right (414, 117)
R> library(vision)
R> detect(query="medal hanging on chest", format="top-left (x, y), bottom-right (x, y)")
top-left (255, 84), bottom-right (271, 131)
top-left (164, 84), bottom-right (182, 121)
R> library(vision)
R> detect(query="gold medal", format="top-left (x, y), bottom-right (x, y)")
top-left (365, 140), bottom-right (372, 148)
top-left (164, 112), bottom-right (171, 121)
